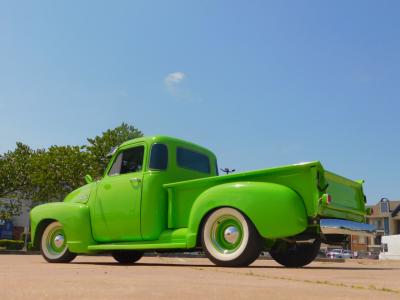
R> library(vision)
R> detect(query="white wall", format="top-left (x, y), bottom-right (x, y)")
top-left (379, 235), bottom-right (400, 260)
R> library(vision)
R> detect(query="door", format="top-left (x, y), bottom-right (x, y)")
top-left (92, 145), bottom-right (145, 242)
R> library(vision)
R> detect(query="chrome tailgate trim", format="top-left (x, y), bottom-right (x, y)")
top-left (320, 219), bottom-right (376, 237)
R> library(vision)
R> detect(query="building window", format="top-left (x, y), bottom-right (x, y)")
top-left (383, 217), bottom-right (390, 235)
top-left (177, 147), bottom-right (210, 174)
top-left (376, 220), bottom-right (382, 230)
top-left (381, 201), bottom-right (389, 213)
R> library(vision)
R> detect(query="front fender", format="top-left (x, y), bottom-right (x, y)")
top-left (30, 202), bottom-right (95, 253)
top-left (186, 182), bottom-right (308, 248)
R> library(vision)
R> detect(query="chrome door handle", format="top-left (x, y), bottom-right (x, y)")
top-left (129, 178), bottom-right (142, 183)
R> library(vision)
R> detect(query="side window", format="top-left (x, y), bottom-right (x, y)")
top-left (149, 143), bottom-right (168, 170)
top-left (108, 153), bottom-right (123, 175)
top-left (381, 201), bottom-right (389, 213)
top-left (177, 147), bottom-right (210, 174)
top-left (108, 146), bottom-right (144, 176)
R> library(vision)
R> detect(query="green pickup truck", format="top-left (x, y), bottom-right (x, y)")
top-left (30, 136), bottom-right (375, 267)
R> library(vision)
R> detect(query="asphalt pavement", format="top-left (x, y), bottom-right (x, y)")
top-left (1, 255), bottom-right (399, 299)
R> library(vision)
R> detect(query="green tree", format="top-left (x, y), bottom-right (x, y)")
top-left (0, 198), bottom-right (23, 221)
top-left (29, 145), bottom-right (91, 203)
top-left (0, 143), bottom-right (34, 220)
top-left (0, 123), bottom-right (144, 217)
top-left (86, 122), bottom-right (143, 177)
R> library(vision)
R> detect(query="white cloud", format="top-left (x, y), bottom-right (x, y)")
top-left (163, 71), bottom-right (203, 103)
top-left (164, 72), bottom-right (186, 88)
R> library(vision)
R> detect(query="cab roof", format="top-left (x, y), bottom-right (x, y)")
top-left (119, 135), bottom-right (216, 158)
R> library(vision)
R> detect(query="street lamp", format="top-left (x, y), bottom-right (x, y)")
top-left (220, 168), bottom-right (235, 175)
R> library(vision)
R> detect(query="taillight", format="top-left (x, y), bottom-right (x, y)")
top-left (320, 194), bottom-right (332, 205)
top-left (326, 194), bottom-right (332, 205)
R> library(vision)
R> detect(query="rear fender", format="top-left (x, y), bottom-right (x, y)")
top-left (30, 202), bottom-right (95, 253)
top-left (186, 182), bottom-right (308, 248)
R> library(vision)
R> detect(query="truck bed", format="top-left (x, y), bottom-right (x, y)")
top-left (164, 161), bottom-right (366, 229)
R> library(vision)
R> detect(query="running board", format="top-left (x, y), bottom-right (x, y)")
top-left (88, 241), bottom-right (187, 251)
top-left (320, 219), bottom-right (376, 237)
top-left (88, 228), bottom-right (188, 251)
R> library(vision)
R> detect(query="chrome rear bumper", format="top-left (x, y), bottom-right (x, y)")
top-left (320, 219), bottom-right (376, 237)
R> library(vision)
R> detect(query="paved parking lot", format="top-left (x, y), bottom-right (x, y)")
top-left (1, 255), bottom-right (400, 299)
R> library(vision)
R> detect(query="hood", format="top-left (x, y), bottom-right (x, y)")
top-left (64, 182), bottom-right (96, 204)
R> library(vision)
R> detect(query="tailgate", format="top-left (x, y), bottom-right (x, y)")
top-left (318, 171), bottom-right (366, 222)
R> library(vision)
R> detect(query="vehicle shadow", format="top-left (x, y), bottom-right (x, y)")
top-left (71, 261), bottom-right (398, 271)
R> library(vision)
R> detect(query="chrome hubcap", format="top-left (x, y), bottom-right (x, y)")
top-left (54, 234), bottom-right (64, 248)
top-left (42, 222), bottom-right (68, 260)
top-left (224, 226), bottom-right (239, 244)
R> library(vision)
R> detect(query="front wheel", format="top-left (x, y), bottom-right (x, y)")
top-left (269, 239), bottom-right (321, 268)
top-left (201, 207), bottom-right (263, 267)
top-left (40, 221), bottom-right (77, 263)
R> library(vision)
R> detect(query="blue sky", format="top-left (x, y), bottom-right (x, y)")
top-left (0, 1), bottom-right (399, 204)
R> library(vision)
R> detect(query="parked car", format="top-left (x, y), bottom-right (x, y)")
top-left (342, 250), bottom-right (354, 259)
top-left (357, 251), bottom-right (379, 259)
top-left (326, 249), bottom-right (353, 259)
top-left (326, 249), bottom-right (342, 259)
top-left (30, 135), bottom-right (375, 267)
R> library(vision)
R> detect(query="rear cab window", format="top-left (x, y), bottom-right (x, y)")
top-left (177, 147), bottom-right (210, 174)
top-left (149, 143), bottom-right (168, 170)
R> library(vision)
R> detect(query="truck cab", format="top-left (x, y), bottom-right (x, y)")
top-left (89, 136), bottom-right (218, 243)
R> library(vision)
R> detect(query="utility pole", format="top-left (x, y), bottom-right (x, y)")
top-left (22, 207), bottom-right (30, 252)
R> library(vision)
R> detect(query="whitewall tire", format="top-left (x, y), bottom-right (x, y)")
top-left (40, 221), bottom-right (77, 263)
top-left (201, 207), bottom-right (263, 267)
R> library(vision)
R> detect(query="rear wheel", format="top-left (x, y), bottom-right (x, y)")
top-left (269, 239), bottom-right (321, 268)
top-left (112, 250), bottom-right (144, 264)
top-left (40, 221), bottom-right (77, 263)
top-left (201, 207), bottom-right (263, 267)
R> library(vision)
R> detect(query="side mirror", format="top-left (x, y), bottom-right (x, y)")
top-left (84, 174), bottom-right (93, 184)
top-left (106, 146), bottom-right (118, 158)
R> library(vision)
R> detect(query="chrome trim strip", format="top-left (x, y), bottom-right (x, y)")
top-left (320, 219), bottom-right (376, 237)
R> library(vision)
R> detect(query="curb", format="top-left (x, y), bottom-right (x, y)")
top-left (0, 250), bottom-right (40, 255)
top-left (315, 257), bottom-right (345, 263)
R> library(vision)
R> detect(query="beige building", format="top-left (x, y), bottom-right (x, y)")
top-left (366, 199), bottom-right (400, 253)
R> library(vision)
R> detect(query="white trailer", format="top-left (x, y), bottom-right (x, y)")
top-left (379, 235), bottom-right (400, 260)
